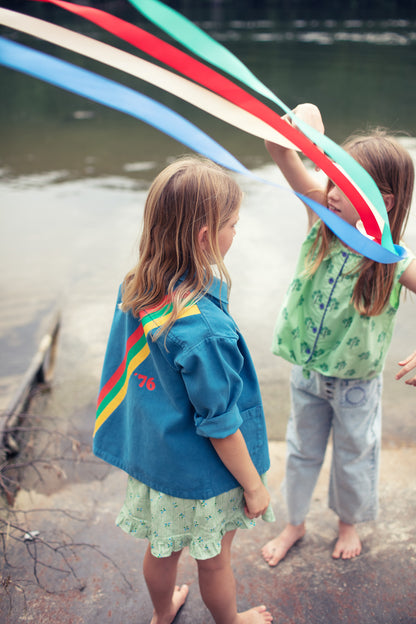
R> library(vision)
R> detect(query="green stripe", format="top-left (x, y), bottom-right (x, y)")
top-left (96, 332), bottom-right (148, 418)
top-left (96, 302), bottom-right (173, 415)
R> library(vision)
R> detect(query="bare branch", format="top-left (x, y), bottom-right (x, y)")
top-left (0, 408), bottom-right (133, 614)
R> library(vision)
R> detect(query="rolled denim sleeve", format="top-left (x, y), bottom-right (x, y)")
top-left (179, 336), bottom-right (244, 439)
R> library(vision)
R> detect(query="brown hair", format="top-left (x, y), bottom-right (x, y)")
top-left (307, 131), bottom-right (414, 315)
top-left (121, 156), bottom-right (242, 336)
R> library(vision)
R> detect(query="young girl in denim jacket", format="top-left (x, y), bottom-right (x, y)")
top-left (261, 104), bottom-right (416, 566)
top-left (94, 157), bottom-right (274, 624)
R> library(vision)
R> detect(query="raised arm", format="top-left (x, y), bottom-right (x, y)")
top-left (210, 430), bottom-right (270, 519)
top-left (266, 103), bottom-right (326, 232)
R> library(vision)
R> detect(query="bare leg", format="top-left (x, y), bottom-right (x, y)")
top-left (332, 520), bottom-right (362, 560)
top-left (143, 544), bottom-right (189, 624)
top-left (261, 522), bottom-right (306, 567)
top-left (197, 530), bottom-right (273, 624)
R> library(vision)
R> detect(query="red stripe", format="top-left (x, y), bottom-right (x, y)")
top-left (96, 296), bottom-right (171, 408)
top-left (96, 323), bottom-right (144, 407)
top-left (31, 0), bottom-right (381, 240)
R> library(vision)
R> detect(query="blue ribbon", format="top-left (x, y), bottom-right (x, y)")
top-left (0, 36), bottom-right (406, 264)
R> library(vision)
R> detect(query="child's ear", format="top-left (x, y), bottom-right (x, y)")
top-left (383, 193), bottom-right (395, 212)
top-left (198, 226), bottom-right (209, 250)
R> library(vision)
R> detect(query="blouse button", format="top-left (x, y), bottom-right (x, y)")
top-left (319, 303), bottom-right (324, 309)
top-left (328, 278), bottom-right (334, 284)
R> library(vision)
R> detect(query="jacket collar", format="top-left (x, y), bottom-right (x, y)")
top-left (207, 276), bottom-right (229, 306)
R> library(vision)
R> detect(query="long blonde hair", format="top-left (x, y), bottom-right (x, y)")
top-left (307, 131), bottom-right (414, 315)
top-left (121, 156), bottom-right (242, 335)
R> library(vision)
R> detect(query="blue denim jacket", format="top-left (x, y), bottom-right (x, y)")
top-left (93, 277), bottom-right (270, 499)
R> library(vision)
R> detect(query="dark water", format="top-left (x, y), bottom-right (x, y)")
top-left (1, 5), bottom-right (415, 442)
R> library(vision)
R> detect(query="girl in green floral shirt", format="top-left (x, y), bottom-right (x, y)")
top-left (261, 104), bottom-right (416, 567)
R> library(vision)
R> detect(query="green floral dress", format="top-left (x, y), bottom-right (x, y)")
top-left (116, 474), bottom-right (275, 560)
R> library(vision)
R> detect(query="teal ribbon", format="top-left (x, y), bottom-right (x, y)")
top-left (129, 0), bottom-right (394, 252)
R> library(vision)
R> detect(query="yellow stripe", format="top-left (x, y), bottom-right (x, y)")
top-left (94, 303), bottom-right (200, 436)
top-left (142, 303), bottom-right (200, 337)
top-left (94, 343), bottom-right (150, 435)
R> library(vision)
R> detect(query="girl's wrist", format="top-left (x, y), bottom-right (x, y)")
top-left (243, 479), bottom-right (263, 495)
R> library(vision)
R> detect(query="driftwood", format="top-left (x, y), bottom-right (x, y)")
top-left (0, 308), bottom-right (61, 457)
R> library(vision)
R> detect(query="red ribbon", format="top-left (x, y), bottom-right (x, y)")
top-left (30, 0), bottom-right (382, 241)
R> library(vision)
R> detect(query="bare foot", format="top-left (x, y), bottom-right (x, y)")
top-left (261, 523), bottom-right (305, 567)
top-left (332, 521), bottom-right (361, 560)
top-left (150, 584), bottom-right (189, 624)
top-left (236, 605), bottom-right (273, 623)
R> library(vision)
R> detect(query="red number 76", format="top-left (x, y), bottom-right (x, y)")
top-left (135, 374), bottom-right (156, 391)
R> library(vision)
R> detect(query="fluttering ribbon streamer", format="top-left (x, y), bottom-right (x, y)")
top-left (0, 37), bottom-right (244, 175)
top-left (0, 36), bottom-right (405, 264)
top-left (0, 9), bottom-right (298, 147)
top-left (130, 0), bottom-right (393, 250)
top-left (29, 0), bottom-right (388, 247)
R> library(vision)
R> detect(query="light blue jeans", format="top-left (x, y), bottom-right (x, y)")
top-left (284, 365), bottom-right (382, 526)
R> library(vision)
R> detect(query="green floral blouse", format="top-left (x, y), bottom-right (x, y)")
top-left (272, 221), bottom-right (414, 380)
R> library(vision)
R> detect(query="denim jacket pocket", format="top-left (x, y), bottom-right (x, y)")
top-left (239, 405), bottom-right (264, 455)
